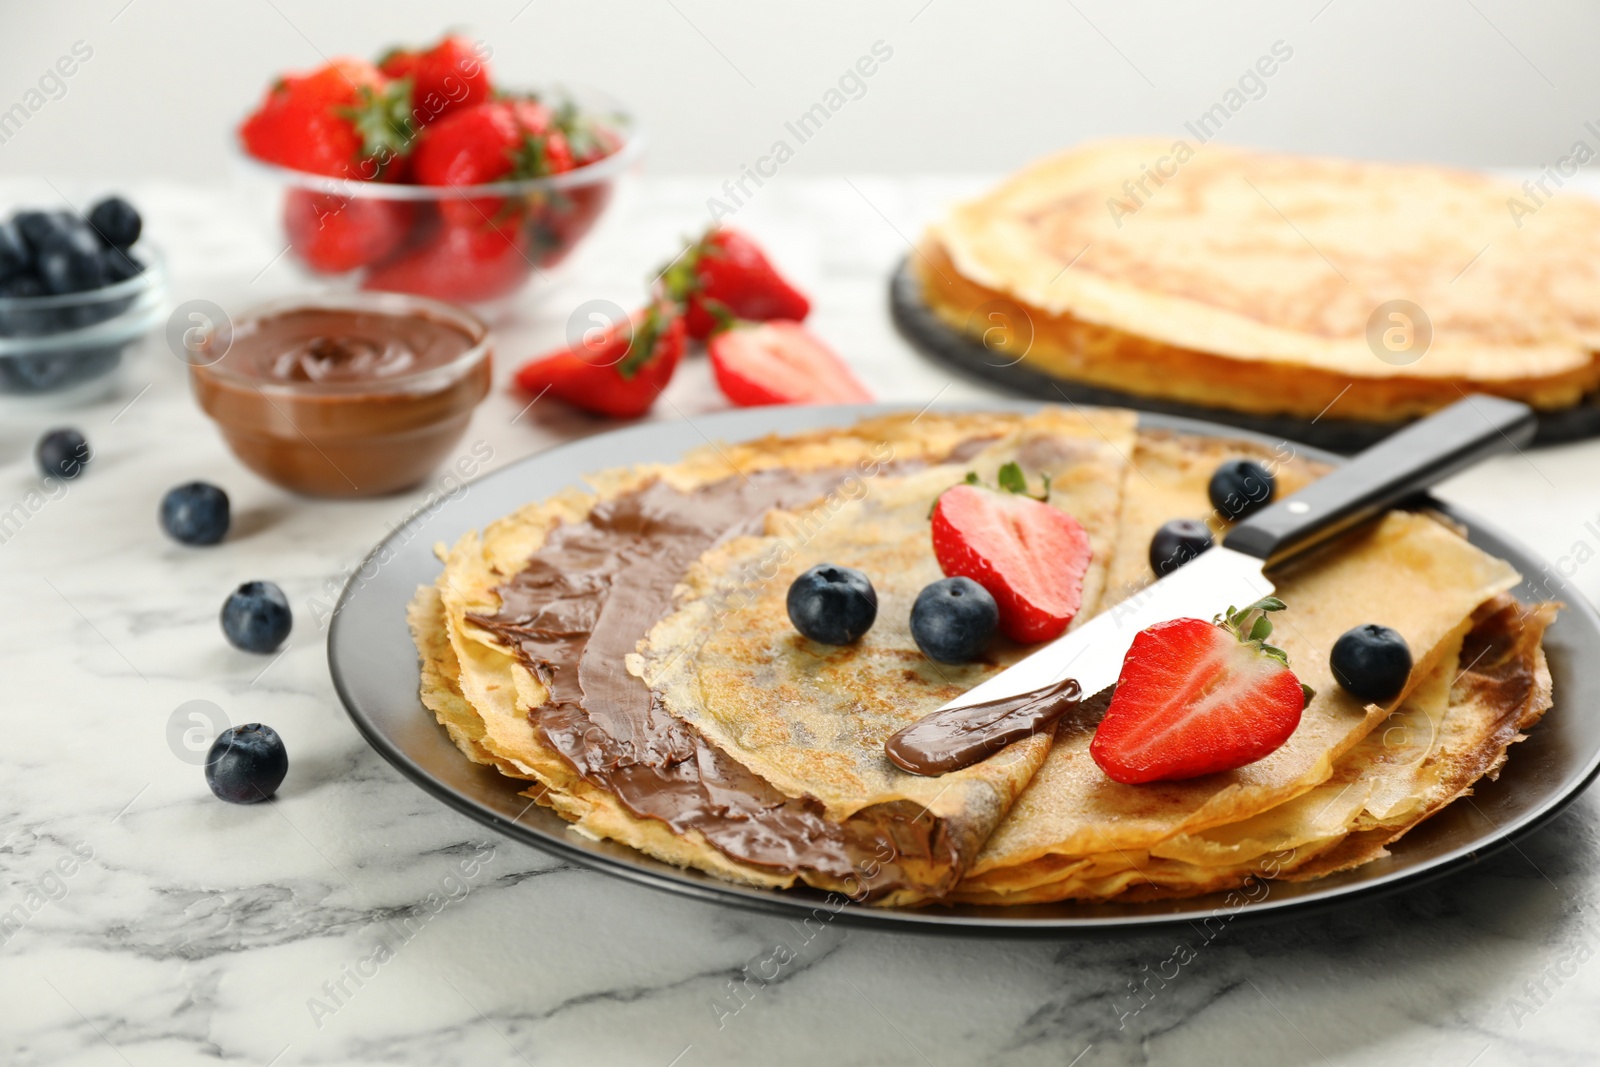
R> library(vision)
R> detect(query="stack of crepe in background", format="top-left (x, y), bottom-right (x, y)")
top-left (410, 409), bottom-right (1555, 906)
top-left (915, 140), bottom-right (1600, 423)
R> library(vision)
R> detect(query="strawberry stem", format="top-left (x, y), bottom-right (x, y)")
top-left (1214, 596), bottom-right (1293, 667)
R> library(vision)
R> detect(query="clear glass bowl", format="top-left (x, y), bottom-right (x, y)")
top-left (0, 245), bottom-right (166, 402)
top-left (236, 86), bottom-right (642, 305)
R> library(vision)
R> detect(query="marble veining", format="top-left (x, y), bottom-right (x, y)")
top-left (2, 176), bottom-right (1599, 1066)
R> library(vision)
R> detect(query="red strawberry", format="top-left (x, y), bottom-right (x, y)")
top-left (283, 191), bottom-right (415, 273)
top-left (931, 468), bottom-right (1090, 644)
top-left (1090, 598), bottom-right (1311, 784)
top-left (380, 35), bottom-right (492, 126)
top-left (360, 220), bottom-right (531, 303)
top-left (413, 99), bottom-right (574, 187)
top-left (660, 229), bottom-right (811, 340)
top-left (707, 321), bottom-right (872, 406)
top-left (240, 59), bottom-right (413, 179)
top-left (514, 302), bottom-right (685, 418)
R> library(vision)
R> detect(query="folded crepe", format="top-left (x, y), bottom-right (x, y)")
top-left (917, 139), bottom-right (1600, 421)
top-left (410, 406), bottom-right (1553, 907)
top-left (952, 431), bottom-right (1538, 903)
top-left (414, 409), bottom-right (1141, 905)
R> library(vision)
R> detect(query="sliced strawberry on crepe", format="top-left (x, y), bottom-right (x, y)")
top-left (660, 229), bottom-right (811, 340)
top-left (513, 301), bottom-right (685, 419)
top-left (380, 34), bottom-right (492, 126)
top-left (931, 464), bottom-right (1090, 644)
top-left (707, 321), bottom-right (871, 407)
top-left (1090, 597), bottom-right (1313, 785)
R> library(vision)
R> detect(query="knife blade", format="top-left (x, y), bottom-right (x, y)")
top-left (937, 394), bottom-right (1538, 713)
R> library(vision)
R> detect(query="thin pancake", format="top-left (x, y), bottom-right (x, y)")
top-left (417, 409), bottom-right (1136, 904)
top-left (920, 139), bottom-right (1600, 420)
top-left (949, 593), bottom-right (1554, 903)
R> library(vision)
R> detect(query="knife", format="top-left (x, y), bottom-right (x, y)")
top-left (937, 395), bottom-right (1537, 712)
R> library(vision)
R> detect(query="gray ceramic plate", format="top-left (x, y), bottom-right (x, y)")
top-left (328, 403), bottom-right (1600, 933)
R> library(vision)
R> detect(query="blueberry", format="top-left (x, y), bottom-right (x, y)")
top-left (0, 274), bottom-right (54, 338)
top-left (0, 220), bottom-right (29, 279)
top-left (36, 427), bottom-right (90, 480)
top-left (88, 196), bottom-right (141, 249)
top-left (102, 246), bottom-right (144, 283)
top-left (14, 210), bottom-right (73, 255)
top-left (37, 227), bottom-right (106, 294)
top-left (1208, 458), bottom-right (1276, 521)
top-left (161, 482), bottom-right (230, 546)
top-left (786, 563), bottom-right (877, 645)
top-left (221, 581), bottom-right (293, 654)
top-left (205, 723), bottom-right (288, 804)
top-left (1330, 624), bottom-right (1413, 704)
top-left (1149, 518), bottom-right (1215, 576)
top-left (910, 576), bottom-right (999, 664)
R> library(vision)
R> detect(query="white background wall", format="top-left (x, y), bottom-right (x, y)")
top-left (0, 0), bottom-right (1596, 183)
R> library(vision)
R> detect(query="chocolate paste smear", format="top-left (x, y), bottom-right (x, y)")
top-left (885, 678), bottom-right (1082, 776)
top-left (469, 470), bottom-right (960, 896)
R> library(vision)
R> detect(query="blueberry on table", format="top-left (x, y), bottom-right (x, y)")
top-left (1208, 458), bottom-right (1276, 521)
top-left (36, 427), bottom-right (90, 480)
top-left (0, 220), bottom-right (29, 279)
top-left (910, 576), bottom-right (999, 664)
top-left (1330, 623), bottom-right (1413, 704)
top-left (221, 581), bottom-right (293, 653)
top-left (88, 196), bottom-right (141, 249)
top-left (787, 563), bottom-right (877, 645)
top-left (161, 482), bottom-right (230, 546)
top-left (1149, 518), bottom-right (1215, 576)
top-left (37, 227), bottom-right (107, 294)
top-left (205, 723), bottom-right (288, 804)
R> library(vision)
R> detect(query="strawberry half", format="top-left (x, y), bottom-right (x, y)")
top-left (931, 465), bottom-right (1090, 644)
top-left (707, 321), bottom-right (872, 407)
top-left (513, 301), bottom-right (685, 419)
top-left (1090, 598), bottom-right (1312, 785)
top-left (660, 229), bottom-right (811, 340)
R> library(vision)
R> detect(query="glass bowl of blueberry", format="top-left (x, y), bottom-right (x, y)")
top-left (0, 196), bottom-right (165, 402)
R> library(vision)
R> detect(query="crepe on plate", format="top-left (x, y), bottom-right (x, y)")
top-left (413, 409), bottom-right (1140, 906)
top-left (950, 429), bottom-right (1547, 902)
top-left (410, 407), bottom-right (1554, 906)
top-left (916, 139), bottom-right (1600, 421)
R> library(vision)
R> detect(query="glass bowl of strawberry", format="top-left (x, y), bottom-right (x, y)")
top-left (236, 36), bottom-right (640, 305)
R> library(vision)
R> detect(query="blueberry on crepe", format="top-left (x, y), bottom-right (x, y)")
top-left (911, 576), bottom-right (998, 664)
top-left (1208, 458), bottom-right (1275, 520)
top-left (1330, 624), bottom-right (1413, 704)
top-left (787, 563), bottom-right (877, 645)
top-left (1148, 517), bottom-right (1214, 576)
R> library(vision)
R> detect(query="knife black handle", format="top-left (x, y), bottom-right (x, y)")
top-left (1222, 394), bottom-right (1536, 565)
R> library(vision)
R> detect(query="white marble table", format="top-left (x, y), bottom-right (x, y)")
top-left (4, 175), bottom-right (1600, 1067)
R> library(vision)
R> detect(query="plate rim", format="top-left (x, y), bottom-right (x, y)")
top-left (328, 402), bottom-right (1600, 934)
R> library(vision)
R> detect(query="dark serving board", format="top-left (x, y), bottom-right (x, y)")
top-left (889, 256), bottom-right (1600, 453)
top-left (330, 402), bottom-right (1600, 935)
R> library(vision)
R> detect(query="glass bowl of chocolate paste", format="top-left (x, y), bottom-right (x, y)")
top-left (189, 292), bottom-right (491, 497)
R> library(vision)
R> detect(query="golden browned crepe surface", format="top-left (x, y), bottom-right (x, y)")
top-left (918, 140), bottom-right (1600, 420)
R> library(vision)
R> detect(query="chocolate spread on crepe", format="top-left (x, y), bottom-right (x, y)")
top-left (885, 678), bottom-right (1082, 776)
top-left (468, 471), bottom-right (960, 896)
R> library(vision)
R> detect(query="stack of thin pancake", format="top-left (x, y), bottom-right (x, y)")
top-left (410, 409), bottom-right (1555, 906)
top-left (914, 140), bottom-right (1600, 422)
